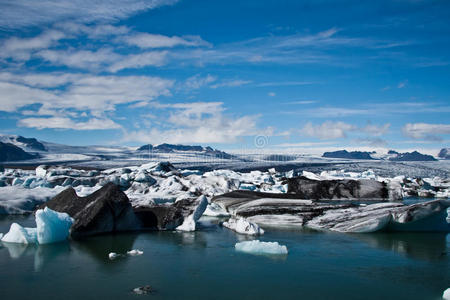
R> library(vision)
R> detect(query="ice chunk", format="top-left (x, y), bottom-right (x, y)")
top-left (444, 288), bottom-right (450, 300)
top-left (0, 233), bottom-right (3, 239)
top-left (35, 165), bottom-right (48, 178)
top-left (1, 223), bottom-right (37, 244)
top-left (176, 195), bottom-right (208, 232)
top-left (108, 252), bottom-right (119, 260)
top-left (223, 217), bottom-right (264, 235)
top-left (203, 203), bottom-right (230, 217)
top-left (35, 207), bottom-right (74, 244)
top-left (235, 240), bottom-right (288, 255)
top-left (127, 249), bottom-right (143, 256)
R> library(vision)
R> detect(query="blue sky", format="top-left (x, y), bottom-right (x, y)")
top-left (0, 0), bottom-right (449, 154)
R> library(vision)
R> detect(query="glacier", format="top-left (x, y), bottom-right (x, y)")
top-left (235, 240), bottom-right (288, 255)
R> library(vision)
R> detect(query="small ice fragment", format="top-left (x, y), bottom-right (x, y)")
top-left (1, 223), bottom-right (37, 244)
top-left (0, 233), bottom-right (3, 239)
top-left (223, 217), bottom-right (264, 235)
top-left (133, 285), bottom-right (153, 295)
top-left (235, 240), bottom-right (288, 255)
top-left (443, 288), bottom-right (450, 300)
top-left (108, 252), bottom-right (119, 260)
top-left (127, 249), bottom-right (143, 256)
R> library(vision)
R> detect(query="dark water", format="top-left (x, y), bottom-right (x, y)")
top-left (0, 216), bottom-right (449, 300)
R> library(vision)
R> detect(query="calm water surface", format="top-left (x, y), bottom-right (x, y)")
top-left (0, 215), bottom-right (449, 300)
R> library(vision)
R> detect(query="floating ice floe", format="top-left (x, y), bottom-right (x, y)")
top-left (235, 240), bottom-right (288, 255)
top-left (1, 207), bottom-right (73, 244)
top-left (108, 252), bottom-right (119, 260)
top-left (223, 217), bottom-right (264, 235)
top-left (127, 249), bottom-right (144, 256)
top-left (443, 288), bottom-right (450, 300)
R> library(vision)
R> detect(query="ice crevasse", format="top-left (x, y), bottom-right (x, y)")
top-left (1, 207), bottom-right (73, 244)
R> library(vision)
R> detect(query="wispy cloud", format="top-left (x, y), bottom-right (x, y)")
top-left (0, 0), bottom-right (178, 29)
top-left (123, 33), bottom-right (210, 49)
top-left (402, 123), bottom-right (450, 141)
top-left (18, 117), bottom-right (121, 130)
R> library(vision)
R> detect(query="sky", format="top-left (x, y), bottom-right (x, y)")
top-left (0, 0), bottom-right (449, 154)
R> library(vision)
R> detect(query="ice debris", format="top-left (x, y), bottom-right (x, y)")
top-left (108, 252), bottom-right (119, 260)
top-left (133, 285), bottom-right (154, 295)
top-left (127, 249), bottom-right (144, 256)
top-left (223, 217), bottom-right (264, 235)
top-left (235, 240), bottom-right (288, 255)
top-left (1, 207), bottom-right (73, 244)
top-left (444, 288), bottom-right (450, 300)
top-left (176, 195), bottom-right (208, 232)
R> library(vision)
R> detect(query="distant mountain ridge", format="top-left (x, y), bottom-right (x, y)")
top-left (137, 143), bottom-right (233, 158)
top-left (0, 135), bottom-right (47, 152)
top-left (322, 150), bottom-right (373, 160)
top-left (0, 142), bottom-right (38, 162)
top-left (323, 149), bottom-right (437, 161)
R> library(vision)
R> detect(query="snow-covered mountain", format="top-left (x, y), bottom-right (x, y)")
top-left (136, 143), bottom-right (233, 158)
top-left (0, 135), bottom-right (47, 152)
top-left (323, 149), bottom-right (437, 161)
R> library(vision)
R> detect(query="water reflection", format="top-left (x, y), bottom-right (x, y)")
top-left (355, 232), bottom-right (449, 261)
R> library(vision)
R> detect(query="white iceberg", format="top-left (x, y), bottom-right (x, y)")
top-left (223, 217), bottom-right (264, 235)
top-left (35, 207), bottom-right (74, 244)
top-left (108, 252), bottom-right (119, 260)
top-left (444, 288), bottom-right (450, 300)
top-left (176, 195), bottom-right (208, 232)
top-left (235, 240), bottom-right (288, 255)
top-left (127, 249), bottom-right (143, 256)
top-left (1, 207), bottom-right (73, 244)
top-left (1, 223), bottom-right (37, 244)
top-left (0, 233), bottom-right (3, 239)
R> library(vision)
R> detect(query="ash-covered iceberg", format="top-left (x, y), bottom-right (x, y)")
top-left (235, 240), bottom-right (288, 255)
top-left (1, 207), bottom-right (73, 244)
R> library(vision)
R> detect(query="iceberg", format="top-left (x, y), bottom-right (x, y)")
top-left (1, 207), bottom-right (73, 244)
top-left (127, 249), bottom-right (143, 256)
top-left (235, 240), bottom-right (288, 255)
top-left (203, 203), bottom-right (230, 217)
top-left (35, 207), bottom-right (74, 244)
top-left (176, 195), bottom-right (208, 232)
top-left (223, 217), bottom-right (264, 235)
top-left (1, 223), bottom-right (37, 244)
top-left (108, 252), bottom-right (119, 260)
top-left (444, 288), bottom-right (450, 300)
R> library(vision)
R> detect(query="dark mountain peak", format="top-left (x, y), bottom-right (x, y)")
top-left (322, 150), bottom-right (373, 160)
top-left (438, 148), bottom-right (450, 159)
top-left (0, 142), bottom-right (38, 162)
top-left (389, 151), bottom-right (437, 161)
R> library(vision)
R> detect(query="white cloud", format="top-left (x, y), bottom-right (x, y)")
top-left (0, 72), bottom-right (174, 114)
top-left (361, 123), bottom-right (390, 136)
top-left (183, 74), bottom-right (217, 90)
top-left (268, 92), bottom-right (276, 97)
top-left (18, 117), bottom-right (121, 130)
top-left (124, 33), bottom-right (210, 49)
top-left (210, 80), bottom-right (252, 89)
top-left (108, 51), bottom-right (168, 72)
top-left (123, 102), bottom-right (259, 144)
top-left (301, 121), bottom-right (356, 139)
top-left (397, 80), bottom-right (408, 88)
top-left (1, 30), bottom-right (65, 61)
top-left (402, 123), bottom-right (450, 140)
top-left (0, 0), bottom-right (178, 29)
top-left (36, 48), bottom-right (121, 70)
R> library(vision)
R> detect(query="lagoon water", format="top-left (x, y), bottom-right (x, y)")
top-left (0, 215), bottom-right (449, 300)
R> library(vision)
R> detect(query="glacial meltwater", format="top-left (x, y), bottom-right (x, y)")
top-left (0, 215), bottom-right (449, 300)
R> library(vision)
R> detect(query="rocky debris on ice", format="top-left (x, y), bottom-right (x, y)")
top-left (1, 207), bottom-right (73, 244)
top-left (223, 217), bottom-right (264, 235)
top-left (212, 190), bottom-right (450, 233)
top-left (235, 240), bottom-right (288, 255)
top-left (285, 176), bottom-right (393, 200)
